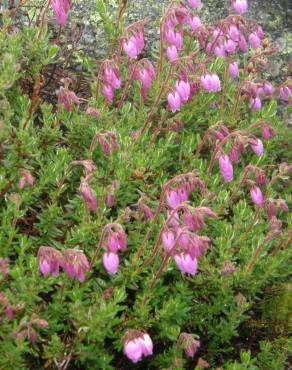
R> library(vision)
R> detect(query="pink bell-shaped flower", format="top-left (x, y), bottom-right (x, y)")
top-left (228, 62), bottom-right (239, 79)
top-left (175, 80), bottom-right (191, 102)
top-left (188, 16), bottom-right (201, 32)
top-left (250, 187), bottom-right (264, 207)
top-left (238, 35), bottom-right (248, 52)
top-left (167, 91), bottom-right (181, 113)
top-left (102, 84), bottom-right (114, 104)
top-left (166, 45), bottom-right (178, 62)
top-left (174, 253), bottom-right (198, 276)
top-left (162, 230), bottom-right (175, 252)
top-left (138, 334), bottom-right (153, 357)
top-left (102, 252), bottom-right (119, 274)
top-left (166, 189), bottom-right (181, 209)
top-left (124, 339), bottom-right (143, 363)
top-left (219, 154), bottom-right (234, 182)
top-left (187, 0), bottom-right (201, 8)
top-left (123, 39), bottom-right (139, 59)
top-left (251, 138), bottom-right (264, 157)
top-left (249, 33), bottom-right (261, 49)
top-left (201, 74), bottom-right (221, 93)
top-left (250, 96), bottom-right (262, 111)
top-left (231, 0), bottom-right (248, 15)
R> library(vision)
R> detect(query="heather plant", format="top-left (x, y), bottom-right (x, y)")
top-left (0, 0), bottom-right (291, 369)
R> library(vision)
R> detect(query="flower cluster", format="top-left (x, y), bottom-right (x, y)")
top-left (129, 59), bottom-right (156, 101)
top-left (168, 79), bottom-right (191, 112)
top-left (122, 23), bottom-right (145, 60)
top-left (37, 246), bottom-right (90, 282)
top-left (100, 62), bottom-right (122, 104)
top-left (160, 175), bottom-right (214, 276)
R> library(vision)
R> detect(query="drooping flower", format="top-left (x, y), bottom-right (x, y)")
top-left (262, 82), bottom-right (274, 96)
top-left (249, 33), bottom-right (261, 49)
top-left (102, 84), bottom-right (114, 104)
top-left (230, 147), bottom-right (239, 164)
top-left (174, 253), bottom-right (198, 275)
top-left (175, 80), bottom-right (191, 103)
top-left (188, 16), bottom-right (201, 32)
top-left (167, 91), bottom-right (182, 113)
top-left (221, 261), bottom-right (236, 275)
top-left (162, 230), bottom-right (176, 252)
top-left (279, 85), bottom-right (292, 102)
top-left (108, 230), bottom-right (127, 253)
top-left (79, 181), bottom-right (97, 212)
top-left (256, 26), bottom-right (264, 39)
top-left (63, 249), bottom-right (90, 282)
top-left (166, 189), bottom-right (182, 209)
top-left (250, 138), bottom-right (264, 157)
top-left (124, 339), bottom-right (143, 363)
top-left (250, 186), bottom-right (264, 207)
top-left (37, 246), bottom-right (63, 277)
top-left (123, 40), bottom-right (138, 59)
top-left (19, 169), bottom-right (34, 189)
top-left (104, 68), bottom-right (121, 89)
top-left (165, 29), bottom-right (183, 50)
top-left (86, 107), bottom-right (101, 118)
top-left (187, 0), bottom-right (201, 9)
top-left (123, 31), bottom-right (145, 59)
top-left (139, 333), bottom-right (153, 357)
top-left (0, 292), bottom-right (14, 321)
top-left (231, 0), bottom-right (248, 15)
top-left (214, 43), bottom-right (226, 57)
top-left (102, 252), bottom-right (119, 274)
top-left (123, 331), bottom-right (153, 363)
top-left (200, 74), bottom-right (221, 93)
top-left (250, 96), bottom-right (262, 111)
top-left (238, 35), bottom-right (248, 52)
top-left (224, 39), bottom-right (237, 54)
top-left (219, 154), bottom-right (234, 182)
top-left (228, 25), bottom-right (240, 42)
top-left (51, 0), bottom-right (71, 28)
top-left (166, 45), bottom-right (178, 62)
top-left (261, 124), bottom-right (275, 140)
top-left (228, 62), bottom-right (239, 79)
top-left (58, 86), bottom-right (79, 112)
top-left (179, 333), bottom-right (201, 358)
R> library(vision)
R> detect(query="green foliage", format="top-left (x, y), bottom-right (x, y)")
top-left (0, 1), bottom-right (291, 369)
